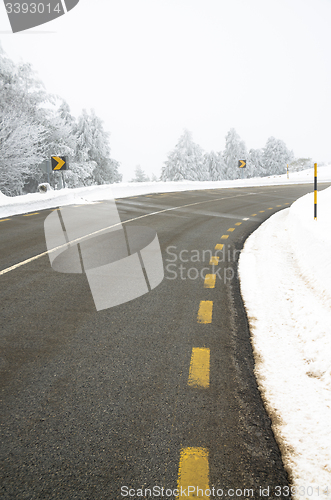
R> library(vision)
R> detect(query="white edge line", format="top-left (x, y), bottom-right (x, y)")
top-left (0, 192), bottom-right (252, 276)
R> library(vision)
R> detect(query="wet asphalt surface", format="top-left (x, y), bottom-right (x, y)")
top-left (1, 183), bottom-right (330, 499)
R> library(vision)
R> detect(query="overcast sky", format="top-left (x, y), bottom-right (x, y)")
top-left (0, 0), bottom-right (330, 181)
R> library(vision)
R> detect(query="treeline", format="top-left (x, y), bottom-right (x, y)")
top-left (161, 129), bottom-right (312, 182)
top-left (0, 43), bottom-right (121, 196)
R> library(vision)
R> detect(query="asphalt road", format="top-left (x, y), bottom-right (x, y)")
top-left (1, 183), bottom-right (330, 499)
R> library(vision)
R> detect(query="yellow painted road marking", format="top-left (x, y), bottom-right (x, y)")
top-left (268, 207), bottom-right (273, 210)
top-left (197, 301), bottom-right (213, 324)
top-left (235, 222), bottom-right (242, 225)
top-left (284, 202), bottom-right (289, 204)
top-left (259, 210), bottom-right (265, 213)
top-left (276, 205), bottom-right (282, 207)
top-left (215, 243), bottom-right (224, 250)
top-left (220, 234), bottom-right (229, 239)
top-left (251, 213), bottom-right (257, 216)
top-left (227, 227), bottom-right (235, 232)
top-left (0, 191), bottom-right (251, 277)
top-left (23, 212), bottom-right (39, 216)
top-left (0, 218), bottom-right (11, 222)
top-left (204, 274), bottom-right (216, 288)
top-left (209, 256), bottom-right (219, 265)
top-left (178, 447), bottom-right (209, 498)
top-left (188, 348), bottom-right (210, 388)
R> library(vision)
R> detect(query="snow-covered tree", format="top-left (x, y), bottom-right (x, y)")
top-left (0, 111), bottom-right (47, 195)
top-left (248, 148), bottom-right (266, 178)
top-left (0, 43), bottom-right (50, 195)
top-left (161, 129), bottom-right (207, 181)
top-left (288, 157), bottom-right (313, 172)
top-left (131, 165), bottom-right (149, 182)
top-left (204, 150), bottom-right (226, 181)
top-left (262, 137), bottom-right (294, 175)
top-left (0, 43), bottom-right (122, 194)
top-left (75, 109), bottom-right (110, 163)
top-left (222, 128), bottom-right (248, 180)
top-left (74, 108), bottom-right (121, 185)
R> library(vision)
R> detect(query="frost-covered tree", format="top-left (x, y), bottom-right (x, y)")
top-left (288, 157), bottom-right (313, 172)
top-left (0, 44), bottom-right (49, 195)
top-left (161, 129), bottom-right (207, 181)
top-left (262, 137), bottom-right (294, 175)
top-left (248, 148), bottom-right (266, 178)
top-left (75, 109), bottom-right (110, 164)
top-left (223, 128), bottom-right (248, 180)
top-left (204, 150), bottom-right (226, 181)
top-left (0, 111), bottom-right (47, 195)
top-left (74, 109), bottom-right (121, 185)
top-left (131, 165), bottom-right (149, 182)
top-left (0, 43), bottom-right (121, 194)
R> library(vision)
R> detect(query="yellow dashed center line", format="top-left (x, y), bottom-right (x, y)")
top-left (251, 213), bottom-right (257, 216)
top-left (178, 447), bottom-right (210, 498)
top-left (259, 210), bottom-right (265, 213)
top-left (276, 205), bottom-right (282, 207)
top-left (209, 256), bottom-right (219, 266)
top-left (235, 222), bottom-right (242, 226)
top-left (227, 228), bottom-right (235, 232)
top-left (204, 274), bottom-right (216, 288)
top-left (267, 207), bottom-right (273, 210)
top-left (188, 348), bottom-right (210, 388)
top-left (0, 218), bottom-right (11, 222)
top-left (220, 234), bottom-right (229, 240)
top-left (23, 212), bottom-right (39, 216)
top-left (197, 301), bottom-right (213, 324)
top-left (215, 243), bottom-right (224, 250)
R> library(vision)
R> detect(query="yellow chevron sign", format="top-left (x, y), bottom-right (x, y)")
top-left (238, 160), bottom-right (246, 168)
top-left (51, 156), bottom-right (67, 171)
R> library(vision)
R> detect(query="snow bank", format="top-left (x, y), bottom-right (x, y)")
top-left (287, 188), bottom-right (331, 306)
top-left (1, 165), bottom-right (330, 219)
top-left (239, 187), bottom-right (331, 499)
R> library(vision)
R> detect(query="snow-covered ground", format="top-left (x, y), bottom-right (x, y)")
top-left (1, 165), bottom-right (331, 496)
top-left (1, 165), bottom-right (330, 219)
top-left (239, 186), bottom-right (331, 500)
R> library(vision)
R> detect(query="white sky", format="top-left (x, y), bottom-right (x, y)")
top-left (0, 0), bottom-right (330, 181)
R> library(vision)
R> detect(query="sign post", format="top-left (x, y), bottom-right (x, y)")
top-left (238, 160), bottom-right (246, 179)
top-left (314, 163), bottom-right (317, 220)
top-left (51, 156), bottom-right (68, 189)
top-left (40, 159), bottom-right (52, 184)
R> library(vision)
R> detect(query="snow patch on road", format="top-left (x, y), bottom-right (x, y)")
top-left (239, 186), bottom-right (331, 499)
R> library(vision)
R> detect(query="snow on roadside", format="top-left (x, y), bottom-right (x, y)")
top-left (238, 186), bottom-right (331, 499)
top-left (1, 165), bottom-right (330, 219)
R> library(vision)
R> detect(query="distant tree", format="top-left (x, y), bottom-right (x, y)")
top-left (205, 150), bottom-right (226, 181)
top-left (262, 137), bottom-right (294, 175)
top-left (74, 108), bottom-right (121, 185)
top-left (223, 128), bottom-right (248, 180)
top-left (161, 129), bottom-right (207, 181)
top-left (150, 173), bottom-right (159, 182)
top-left (93, 158), bottom-right (122, 184)
top-left (288, 157), bottom-right (313, 172)
top-left (248, 148), bottom-right (266, 178)
top-left (131, 165), bottom-right (149, 182)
